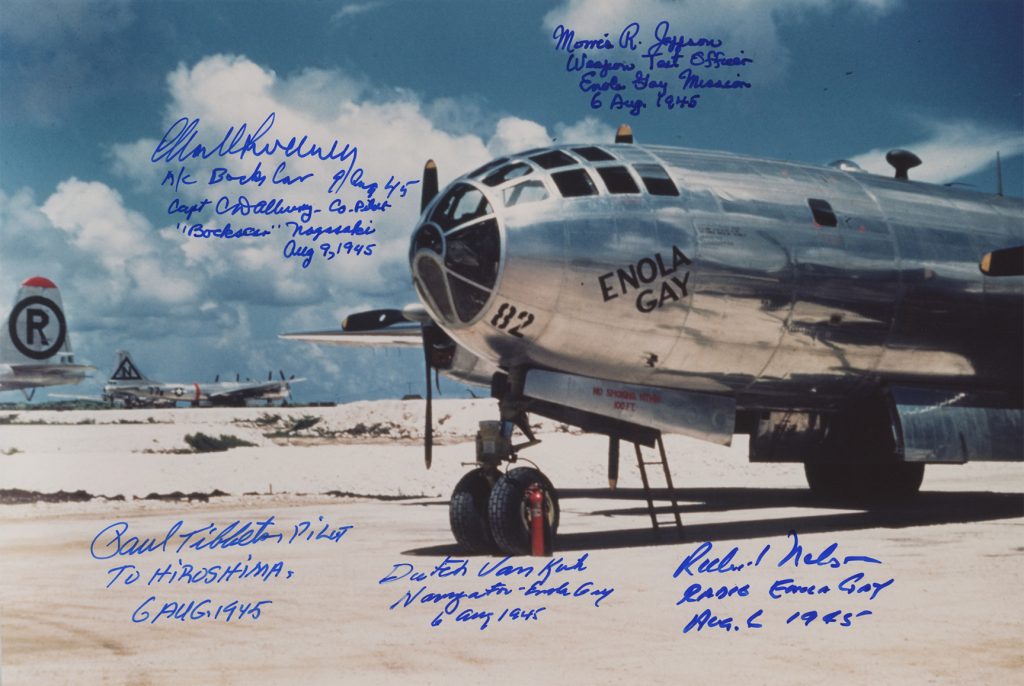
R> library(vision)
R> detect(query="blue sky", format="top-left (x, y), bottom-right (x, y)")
top-left (1, 0), bottom-right (1021, 403)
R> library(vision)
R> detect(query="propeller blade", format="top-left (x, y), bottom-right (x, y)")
top-left (268, 371), bottom-right (273, 381)
top-left (421, 159), bottom-right (438, 212)
top-left (615, 123), bottom-right (633, 144)
top-left (423, 327), bottom-right (433, 470)
top-left (279, 370), bottom-right (285, 380)
top-left (343, 309), bottom-right (410, 332)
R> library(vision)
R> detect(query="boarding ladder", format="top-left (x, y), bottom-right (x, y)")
top-left (634, 434), bottom-right (684, 537)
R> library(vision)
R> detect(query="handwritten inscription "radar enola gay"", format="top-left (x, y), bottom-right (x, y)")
top-left (671, 530), bottom-right (894, 635)
top-left (551, 20), bottom-right (753, 115)
top-left (150, 112), bottom-right (419, 269)
top-left (90, 515), bottom-right (353, 624)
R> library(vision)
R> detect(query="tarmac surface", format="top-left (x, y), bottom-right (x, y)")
top-left (1, 401), bottom-right (1021, 685)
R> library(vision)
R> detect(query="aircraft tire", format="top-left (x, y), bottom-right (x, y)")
top-left (488, 467), bottom-right (559, 555)
top-left (804, 461), bottom-right (925, 502)
top-left (449, 468), bottom-right (496, 553)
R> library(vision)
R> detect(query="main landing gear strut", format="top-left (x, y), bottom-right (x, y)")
top-left (449, 397), bottom-right (558, 555)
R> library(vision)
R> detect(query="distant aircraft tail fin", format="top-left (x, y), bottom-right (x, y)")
top-left (109, 350), bottom-right (149, 383)
top-left (1, 276), bottom-right (76, 366)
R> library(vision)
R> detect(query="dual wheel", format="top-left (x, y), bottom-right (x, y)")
top-left (449, 466), bottom-right (559, 555)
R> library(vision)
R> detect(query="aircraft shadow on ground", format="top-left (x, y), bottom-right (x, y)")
top-left (402, 486), bottom-right (1024, 556)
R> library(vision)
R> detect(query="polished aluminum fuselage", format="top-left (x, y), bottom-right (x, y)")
top-left (423, 144), bottom-right (1023, 409)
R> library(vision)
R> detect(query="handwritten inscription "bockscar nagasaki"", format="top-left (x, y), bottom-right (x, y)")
top-left (149, 112), bottom-right (420, 270)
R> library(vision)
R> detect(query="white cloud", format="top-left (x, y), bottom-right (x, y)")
top-left (554, 117), bottom-right (617, 145)
top-left (487, 117), bottom-right (553, 156)
top-left (332, 1), bottom-right (390, 20)
top-left (848, 120), bottom-right (1024, 184)
top-left (5, 52), bottom-right (610, 400)
top-left (40, 179), bottom-right (153, 270)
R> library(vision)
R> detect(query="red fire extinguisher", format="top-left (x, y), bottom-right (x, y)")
top-left (527, 483), bottom-right (549, 557)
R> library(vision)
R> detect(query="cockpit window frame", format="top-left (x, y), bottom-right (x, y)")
top-left (483, 162), bottom-right (533, 187)
top-left (595, 165), bottom-right (641, 194)
top-left (551, 168), bottom-right (599, 198)
top-left (529, 149), bottom-right (579, 170)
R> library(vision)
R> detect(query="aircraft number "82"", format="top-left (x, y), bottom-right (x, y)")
top-left (490, 302), bottom-right (534, 337)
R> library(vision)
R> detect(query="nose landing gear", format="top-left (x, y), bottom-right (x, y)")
top-left (448, 417), bottom-right (559, 555)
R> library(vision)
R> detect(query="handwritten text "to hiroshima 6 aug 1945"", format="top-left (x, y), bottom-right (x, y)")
top-left (90, 515), bottom-right (353, 625)
top-left (149, 112), bottom-right (420, 269)
top-left (551, 20), bottom-right (753, 115)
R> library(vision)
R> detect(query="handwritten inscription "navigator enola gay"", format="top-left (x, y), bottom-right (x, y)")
top-left (150, 112), bottom-right (420, 269)
top-left (671, 530), bottom-right (893, 634)
top-left (551, 20), bottom-right (753, 115)
top-left (379, 553), bottom-right (614, 630)
top-left (90, 515), bottom-right (353, 624)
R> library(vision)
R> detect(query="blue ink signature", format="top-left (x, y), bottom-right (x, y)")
top-left (379, 553), bottom-right (613, 631)
top-left (90, 516), bottom-right (352, 560)
top-left (151, 113), bottom-right (357, 165)
top-left (673, 531), bottom-right (890, 635)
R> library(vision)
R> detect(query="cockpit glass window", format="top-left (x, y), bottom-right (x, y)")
top-left (807, 198), bottom-right (838, 227)
top-left (551, 169), bottom-right (598, 198)
top-left (503, 180), bottom-right (549, 207)
top-left (430, 183), bottom-right (492, 232)
top-left (573, 146), bottom-right (615, 162)
top-left (596, 166), bottom-right (640, 194)
top-left (445, 218), bottom-right (501, 288)
top-left (468, 157), bottom-right (508, 178)
top-left (448, 273), bottom-right (492, 324)
top-left (634, 163), bottom-right (679, 196)
top-left (530, 150), bottom-right (576, 170)
top-left (414, 256), bottom-right (454, 321)
top-left (483, 163), bottom-right (532, 187)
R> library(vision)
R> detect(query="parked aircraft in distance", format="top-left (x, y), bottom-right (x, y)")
top-left (0, 276), bottom-right (93, 400)
top-left (285, 126), bottom-right (1023, 555)
top-left (103, 350), bottom-right (302, 407)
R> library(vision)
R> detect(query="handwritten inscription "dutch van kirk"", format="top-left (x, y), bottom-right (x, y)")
top-left (598, 245), bottom-right (691, 313)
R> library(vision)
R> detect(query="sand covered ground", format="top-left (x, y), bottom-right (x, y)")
top-left (1, 399), bottom-right (1021, 685)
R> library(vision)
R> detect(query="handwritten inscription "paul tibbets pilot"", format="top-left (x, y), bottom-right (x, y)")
top-left (90, 515), bottom-right (353, 624)
top-left (550, 20), bottom-right (753, 116)
top-left (671, 530), bottom-right (893, 635)
top-left (149, 112), bottom-right (419, 269)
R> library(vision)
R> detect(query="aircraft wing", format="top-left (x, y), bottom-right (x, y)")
top-left (279, 324), bottom-right (424, 348)
top-left (206, 378), bottom-right (306, 401)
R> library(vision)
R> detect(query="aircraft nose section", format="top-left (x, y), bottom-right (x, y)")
top-left (410, 182), bottom-right (503, 326)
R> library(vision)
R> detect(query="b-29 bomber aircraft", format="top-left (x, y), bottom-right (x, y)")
top-left (104, 350), bottom-right (302, 407)
top-left (0, 276), bottom-right (93, 400)
top-left (285, 126), bottom-right (1024, 555)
